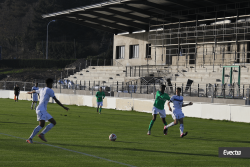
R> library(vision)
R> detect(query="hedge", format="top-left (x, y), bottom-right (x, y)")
top-left (0, 59), bottom-right (76, 69)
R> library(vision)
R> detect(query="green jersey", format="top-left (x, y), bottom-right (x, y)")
top-left (96, 91), bottom-right (105, 102)
top-left (153, 91), bottom-right (170, 110)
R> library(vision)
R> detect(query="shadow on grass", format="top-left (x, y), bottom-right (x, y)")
top-left (0, 121), bottom-right (30, 124)
top-left (52, 142), bottom-right (217, 158)
top-left (115, 141), bottom-right (142, 144)
top-left (185, 137), bottom-right (250, 144)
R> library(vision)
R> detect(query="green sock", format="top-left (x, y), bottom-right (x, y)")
top-left (148, 120), bottom-right (155, 131)
top-left (164, 122), bottom-right (167, 126)
top-left (99, 108), bottom-right (102, 113)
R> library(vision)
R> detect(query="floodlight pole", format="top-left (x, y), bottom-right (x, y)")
top-left (46, 20), bottom-right (56, 59)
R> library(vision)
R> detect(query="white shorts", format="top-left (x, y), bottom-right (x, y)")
top-left (97, 102), bottom-right (103, 107)
top-left (172, 112), bottom-right (185, 120)
top-left (33, 95), bottom-right (38, 101)
top-left (152, 106), bottom-right (166, 118)
top-left (36, 110), bottom-right (53, 122)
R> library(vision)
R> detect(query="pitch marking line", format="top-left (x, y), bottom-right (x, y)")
top-left (0, 132), bottom-right (136, 167)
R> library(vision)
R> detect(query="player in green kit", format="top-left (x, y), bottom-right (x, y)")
top-left (96, 87), bottom-right (105, 114)
top-left (147, 85), bottom-right (170, 135)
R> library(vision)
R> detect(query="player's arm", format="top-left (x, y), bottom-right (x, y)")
top-left (53, 96), bottom-right (69, 111)
top-left (182, 102), bottom-right (193, 107)
top-left (27, 90), bottom-right (36, 94)
top-left (167, 101), bottom-right (172, 112)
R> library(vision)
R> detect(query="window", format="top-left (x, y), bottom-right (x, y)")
top-left (146, 44), bottom-right (151, 58)
top-left (129, 45), bottom-right (139, 59)
top-left (116, 46), bottom-right (125, 59)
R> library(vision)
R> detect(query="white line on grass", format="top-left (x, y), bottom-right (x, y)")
top-left (0, 132), bottom-right (136, 167)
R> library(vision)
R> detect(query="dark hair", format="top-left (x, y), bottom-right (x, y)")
top-left (177, 87), bottom-right (181, 92)
top-left (36, 83), bottom-right (38, 85)
top-left (46, 78), bottom-right (53, 85)
top-left (161, 85), bottom-right (166, 88)
top-left (99, 87), bottom-right (102, 89)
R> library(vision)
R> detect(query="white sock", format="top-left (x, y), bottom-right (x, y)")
top-left (41, 123), bottom-right (54, 134)
top-left (31, 102), bottom-right (34, 108)
top-left (180, 124), bottom-right (184, 135)
top-left (29, 125), bottom-right (42, 139)
top-left (165, 122), bottom-right (175, 128)
top-left (34, 102), bottom-right (37, 109)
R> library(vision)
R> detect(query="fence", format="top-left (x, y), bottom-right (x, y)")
top-left (1, 81), bottom-right (249, 102)
top-left (110, 84), bottom-right (250, 100)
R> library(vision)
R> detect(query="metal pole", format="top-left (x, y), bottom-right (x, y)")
top-left (211, 85), bottom-right (214, 103)
top-left (60, 72), bottom-right (62, 93)
top-left (126, 66), bottom-right (127, 77)
top-left (247, 88), bottom-right (250, 105)
top-left (139, 66), bottom-right (140, 77)
top-left (198, 84), bottom-right (199, 97)
top-left (117, 81), bottom-right (118, 92)
top-left (74, 39), bottom-right (76, 59)
top-left (46, 20), bottom-right (55, 60)
top-left (190, 85), bottom-right (191, 96)
top-left (206, 84), bottom-right (207, 97)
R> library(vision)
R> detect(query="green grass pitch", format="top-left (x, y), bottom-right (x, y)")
top-left (0, 98), bottom-right (249, 167)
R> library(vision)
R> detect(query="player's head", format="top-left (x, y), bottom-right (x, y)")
top-left (99, 87), bottom-right (102, 92)
top-left (176, 87), bottom-right (181, 95)
top-left (46, 78), bottom-right (53, 88)
top-left (35, 83), bottom-right (38, 87)
top-left (16, 84), bottom-right (18, 87)
top-left (160, 85), bottom-right (166, 92)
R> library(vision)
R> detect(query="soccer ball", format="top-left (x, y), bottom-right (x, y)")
top-left (109, 133), bottom-right (117, 141)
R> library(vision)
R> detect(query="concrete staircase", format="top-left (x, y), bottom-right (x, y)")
top-left (65, 66), bottom-right (127, 86)
top-left (64, 64), bottom-right (250, 91)
top-left (169, 65), bottom-right (250, 88)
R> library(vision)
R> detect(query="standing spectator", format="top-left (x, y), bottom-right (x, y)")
top-left (14, 84), bottom-right (20, 102)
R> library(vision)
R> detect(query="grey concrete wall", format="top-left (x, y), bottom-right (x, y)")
top-left (113, 32), bottom-right (249, 67)
top-left (114, 92), bottom-right (246, 105)
top-left (53, 89), bottom-right (114, 96)
top-left (113, 32), bottom-right (166, 66)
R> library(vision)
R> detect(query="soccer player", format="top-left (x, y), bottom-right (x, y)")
top-left (96, 87), bottom-right (105, 114)
top-left (31, 83), bottom-right (39, 110)
top-left (164, 87), bottom-right (193, 138)
top-left (147, 85), bottom-right (170, 135)
top-left (26, 78), bottom-right (69, 143)
top-left (14, 84), bottom-right (20, 102)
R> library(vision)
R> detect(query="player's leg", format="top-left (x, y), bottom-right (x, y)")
top-left (163, 113), bottom-right (179, 135)
top-left (16, 94), bottom-right (19, 102)
top-left (37, 112), bottom-right (54, 142)
top-left (179, 118), bottom-right (188, 137)
top-left (148, 113), bottom-right (157, 135)
top-left (26, 120), bottom-right (45, 143)
top-left (31, 101), bottom-right (34, 110)
top-left (34, 101), bottom-right (37, 110)
top-left (41, 118), bottom-right (56, 135)
top-left (97, 103), bottom-right (99, 113)
top-left (99, 102), bottom-right (103, 114)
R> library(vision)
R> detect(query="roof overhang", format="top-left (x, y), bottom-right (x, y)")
top-left (42, 0), bottom-right (250, 34)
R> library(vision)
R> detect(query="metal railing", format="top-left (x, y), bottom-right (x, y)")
top-left (110, 83), bottom-right (250, 100)
top-left (1, 81), bottom-right (249, 103)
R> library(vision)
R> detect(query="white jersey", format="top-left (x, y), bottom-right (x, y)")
top-left (35, 87), bottom-right (55, 112)
top-left (170, 95), bottom-right (183, 114)
top-left (31, 86), bottom-right (39, 100)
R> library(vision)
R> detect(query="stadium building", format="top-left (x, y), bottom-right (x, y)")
top-left (42, 0), bottom-right (250, 102)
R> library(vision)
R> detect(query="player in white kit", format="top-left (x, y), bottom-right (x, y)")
top-left (31, 83), bottom-right (39, 110)
top-left (163, 87), bottom-right (193, 138)
top-left (26, 78), bottom-right (69, 143)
